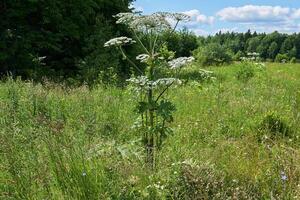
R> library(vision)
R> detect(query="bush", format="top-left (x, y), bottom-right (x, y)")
top-left (193, 43), bottom-right (232, 67)
top-left (234, 50), bottom-right (245, 61)
top-left (275, 54), bottom-right (289, 63)
top-left (235, 63), bottom-right (255, 82)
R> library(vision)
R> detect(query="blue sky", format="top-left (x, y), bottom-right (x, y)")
top-left (133, 0), bottom-right (300, 35)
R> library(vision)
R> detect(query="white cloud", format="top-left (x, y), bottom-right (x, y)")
top-left (215, 5), bottom-right (300, 34)
top-left (182, 9), bottom-right (215, 25)
top-left (197, 15), bottom-right (215, 25)
top-left (183, 9), bottom-right (200, 18)
top-left (292, 9), bottom-right (300, 19)
top-left (217, 5), bottom-right (291, 23)
top-left (249, 22), bottom-right (300, 34)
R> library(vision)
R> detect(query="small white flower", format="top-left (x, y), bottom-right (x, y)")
top-left (281, 171), bottom-right (288, 181)
top-left (104, 37), bottom-right (136, 47)
top-left (153, 78), bottom-right (182, 87)
top-left (136, 54), bottom-right (150, 63)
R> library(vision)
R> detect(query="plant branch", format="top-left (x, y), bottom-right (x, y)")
top-left (155, 81), bottom-right (175, 103)
top-left (119, 47), bottom-right (143, 74)
top-left (133, 30), bottom-right (150, 55)
top-left (170, 20), bottom-right (180, 34)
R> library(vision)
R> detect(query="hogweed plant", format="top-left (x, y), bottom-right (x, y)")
top-left (104, 12), bottom-right (194, 168)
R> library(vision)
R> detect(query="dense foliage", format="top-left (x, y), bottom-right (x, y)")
top-left (198, 30), bottom-right (300, 63)
top-left (162, 28), bottom-right (198, 57)
top-left (0, 0), bottom-right (134, 84)
top-left (193, 43), bottom-right (232, 66)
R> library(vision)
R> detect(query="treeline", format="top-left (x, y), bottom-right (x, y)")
top-left (197, 30), bottom-right (300, 63)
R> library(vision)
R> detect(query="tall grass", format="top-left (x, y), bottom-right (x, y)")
top-left (1, 63), bottom-right (300, 199)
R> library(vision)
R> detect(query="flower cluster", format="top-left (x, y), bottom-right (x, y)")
top-left (241, 52), bottom-right (261, 62)
top-left (153, 78), bottom-right (182, 87)
top-left (168, 57), bottom-right (195, 69)
top-left (114, 12), bottom-right (190, 33)
top-left (247, 52), bottom-right (260, 57)
top-left (254, 62), bottom-right (266, 70)
top-left (198, 69), bottom-right (216, 81)
top-left (114, 13), bottom-right (136, 25)
top-left (136, 54), bottom-right (150, 63)
top-left (127, 76), bottom-right (182, 91)
top-left (104, 36), bottom-right (136, 47)
top-left (155, 12), bottom-right (190, 22)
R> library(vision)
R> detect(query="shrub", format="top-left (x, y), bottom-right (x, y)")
top-left (235, 63), bottom-right (255, 83)
top-left (193, 43), bottom-right (232, 67)
top-left (275, 54), bottom-right (289, 63)
top-left (234, 50), bottom-right (245, 61)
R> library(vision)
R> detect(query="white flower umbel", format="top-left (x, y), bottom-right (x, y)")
top-left (104, 36), bottom-right (136, 47)
top-left (168, 57), bottom-right (195, 70)
top-left (171, 13), bottom-right (190, 22)
top-left (114, 13), bottom-right (136, 25)
top-left (136, 54), bottom-right (150, 63)
top-left (152, 78), bottom-right (182, 88)
top-left (114, 12), bottom-right (189, 33)
top-left (127, 76), bottom-right (154, 91)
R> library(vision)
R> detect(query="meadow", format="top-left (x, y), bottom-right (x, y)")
top-left (1, 63), bottom-right (300, 199)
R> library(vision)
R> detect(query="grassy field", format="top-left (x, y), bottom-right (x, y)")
top-left (1, 63), bottom-right (300, 199)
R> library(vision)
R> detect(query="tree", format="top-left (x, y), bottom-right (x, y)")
top-left (0, 0), bottom-right (134, 82)
top-left (162, 28), bottom-right (198, 57)
top-left (288, 46), bottom-right (297, 59)
top-left (247, 37), bottom-right (260, 53)
top-left (268, 42), bottom-right (279, 60)
top-left (275, 54), bottom-right (289, 63)
top-left (193, 43), bottom-right (232, 66)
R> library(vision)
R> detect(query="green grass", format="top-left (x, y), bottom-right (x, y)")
top-left (1, 63), bottom-right (300, 199)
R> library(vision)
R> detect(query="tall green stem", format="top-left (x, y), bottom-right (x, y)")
top-left (147, 61), bottom-right (155, 169)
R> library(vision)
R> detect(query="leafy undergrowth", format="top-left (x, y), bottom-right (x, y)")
top-left (1, 63), bottom-right (300, 199)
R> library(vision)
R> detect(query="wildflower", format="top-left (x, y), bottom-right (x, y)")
top-left (168, 56), bottom-right (195, 69)
top-left (152, 78), bottom-right (182, 88)
top-left (171, 13), bottom-right (190, 21)
top-left (114, 12), bottom-right (136, 25)
top-left (280, 171), bottom-right (288, 181)
top-left (115, 12), bottom-right (171, 31)
top-left (82, 172), bottom-right (87, 176)
top-left (136, 54), bottom-right (150, 63)
top-left (104, 37), bottom-right (136, 47)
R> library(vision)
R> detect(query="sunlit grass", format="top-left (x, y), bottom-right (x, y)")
top-left (1, 63), bottom-right (300, 199)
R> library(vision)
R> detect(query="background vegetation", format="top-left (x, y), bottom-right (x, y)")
top-left (1, 1), bottom-right (300, 85)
